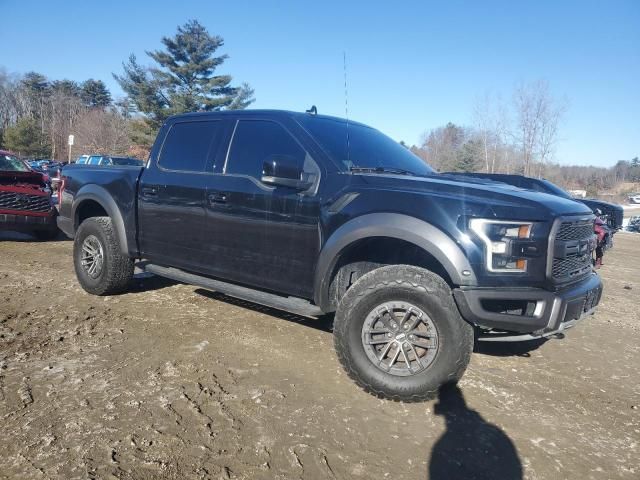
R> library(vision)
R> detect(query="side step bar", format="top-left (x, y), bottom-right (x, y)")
top-left (138, 262), bottom-right (323, 318)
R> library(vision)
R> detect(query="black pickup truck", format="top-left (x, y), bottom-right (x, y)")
top-left (57, 110), bottom-right (603, 401)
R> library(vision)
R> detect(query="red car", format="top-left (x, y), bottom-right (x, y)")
top-left (0, 150), bottom-right (58, 240)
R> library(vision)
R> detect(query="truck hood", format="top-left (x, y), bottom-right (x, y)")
top-left (0, 170), bottom-right (48, 191)
top-left (356, 172), bottom-right (593, 220)
top-left (0, 170), bottom-right (47, 195)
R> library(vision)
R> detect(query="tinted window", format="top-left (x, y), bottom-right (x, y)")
top-left (226, 120), bottom-right (306, 177)
top-left (298, 116), bottom-right (435, 175)
top-left (111, 157), bottom-right (144, 166)
top-left (159, 121), bottom-right (220, 172)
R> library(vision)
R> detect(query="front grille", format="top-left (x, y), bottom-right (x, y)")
top-left (556, 220), bottom-right (594, 241)
top-left (550, 218), bottom-right (595, 283)
top-left (0, 191), bottom-right (51, 213)
top-left (552, 255), bottom-right (592, 279)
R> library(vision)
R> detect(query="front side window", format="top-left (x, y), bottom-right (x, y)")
top-left (159, 120), bottom-right (221, 172)
top-left (226, 120), bottom-right (307, 178)
top-left (88, 156), bottom-right (102, 165)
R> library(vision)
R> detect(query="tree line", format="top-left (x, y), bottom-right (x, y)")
top-left (410, 80), bottom-right (639, 199)
top-left (0, 20), bottom-right (254, 160)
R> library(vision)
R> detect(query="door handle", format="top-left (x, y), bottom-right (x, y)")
top-left (208, 192), bottom-right (227, 205)
top-left (141, 186), bottom-right (159, 197)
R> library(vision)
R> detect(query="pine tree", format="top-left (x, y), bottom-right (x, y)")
top-left (81, 79), bottom-right (112, 107)
top-left (454, 139), bottom-right (481, 172)
top-left (51, 80), bottom-right (81, 97)
top-left (114, 19), bottom-right (254, 142)
top-left (3, 118), bottom-right (50, 157)
top-left (20, 72), bottom-right (49, 120)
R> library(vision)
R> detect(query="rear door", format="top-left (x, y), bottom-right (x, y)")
top-left (138, 119), bottom-right (224, 271)
top-left (204, 118), bottom-right (322, 297)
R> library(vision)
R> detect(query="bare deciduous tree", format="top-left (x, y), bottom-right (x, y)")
top-left (512, 80), bottom-right (565, 176)
top-left (74, 109), bottom-right (132, 156)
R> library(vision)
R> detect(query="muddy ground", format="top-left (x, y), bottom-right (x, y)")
top-left (0, 231), bottom-right (638, 480)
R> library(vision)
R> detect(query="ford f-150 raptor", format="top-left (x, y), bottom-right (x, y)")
top-left (57, 110), bottom-right (603, 401)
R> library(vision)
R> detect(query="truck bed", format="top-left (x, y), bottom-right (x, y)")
top-left (58, 164), bottom-right (144, 256)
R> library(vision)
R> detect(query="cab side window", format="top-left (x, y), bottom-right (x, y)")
top-left (226, 120), bottom-right (307, 178)
top-left (158, 120), bottom-right (221, 172)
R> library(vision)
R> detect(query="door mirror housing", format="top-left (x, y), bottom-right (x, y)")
top-left (261, 155), bottom-right (312, 190)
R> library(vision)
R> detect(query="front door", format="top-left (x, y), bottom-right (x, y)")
top-left (204, 119), bottom-right (322, 297)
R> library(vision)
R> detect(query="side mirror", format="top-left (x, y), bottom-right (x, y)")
top-left (261, 155), bottom-right (312, 190)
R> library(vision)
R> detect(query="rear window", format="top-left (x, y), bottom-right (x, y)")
top-left (159, 121), bottom-right (221, 172)
top-left (111, 157), bottom-right (143, 166)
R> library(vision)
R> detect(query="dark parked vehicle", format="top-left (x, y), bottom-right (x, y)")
top-left (28, 159), bottom-right (64, 181)
top-left (627, 216), bottom-right (640, 233)
top-left (0, 150), bottom-right (58, 240)
top-left (57, 110), bottom-right (603, 401)
top-left (446, 172), bottom-right (624, 231)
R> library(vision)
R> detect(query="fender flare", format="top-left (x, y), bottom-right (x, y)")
top-left (72, 184), bottom-right (129, 255)
top-left (313, 213), bottom-right (477, 309)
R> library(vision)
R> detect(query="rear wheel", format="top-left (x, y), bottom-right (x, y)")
top-left (333, 265), bottom-right (474, 402)
top-left (73, 216), bottom-right (133, 295)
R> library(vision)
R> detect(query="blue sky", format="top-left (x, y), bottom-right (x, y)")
top-left (1, 0), bottom-right (638, 166)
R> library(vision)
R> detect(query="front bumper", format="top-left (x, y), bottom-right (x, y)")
top-left (453, 273), bottom-right (603, 337)
top-left (0, 211), bottom-right (57, 233)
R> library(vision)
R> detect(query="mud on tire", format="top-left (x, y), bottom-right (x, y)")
top-left (73, 216), bottom-right (134, 295)
top-left (333, 265), bottom-right (474, 402)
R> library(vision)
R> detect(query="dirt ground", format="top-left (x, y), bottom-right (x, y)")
top-left (0, 230), bottom-right (638, 480)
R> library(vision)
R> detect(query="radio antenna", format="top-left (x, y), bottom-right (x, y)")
top-left (343, 51), bottom-right (351, 166)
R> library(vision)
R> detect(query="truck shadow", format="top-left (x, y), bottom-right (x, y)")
top-left (429, 384), bottom-right (523, 480)
top-left (127, 271), bottom-right (179, 294)
top-left (474, 338), bottom-right (547, 357)
top-left (194, 288), bottom-right (334, 333)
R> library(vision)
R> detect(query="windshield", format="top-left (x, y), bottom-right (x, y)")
top-left (0, 154), bottom-right (30, 172)
top-left (298, 117), bottom-right (435, 175)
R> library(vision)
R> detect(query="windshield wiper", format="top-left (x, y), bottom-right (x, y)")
top-left (349, 166), bottom-right (416, 176)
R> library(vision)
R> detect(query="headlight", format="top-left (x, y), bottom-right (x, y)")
top-left (469, 219), bottom-right (533, 273)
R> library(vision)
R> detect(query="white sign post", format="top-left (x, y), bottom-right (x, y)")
top-left (67, 135), bottom-right (74, 163)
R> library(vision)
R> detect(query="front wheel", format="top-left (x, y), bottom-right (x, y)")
top-left (73, 216), bottom-right (134, 295)
top-left (333, 265), bottom-right (474, 402)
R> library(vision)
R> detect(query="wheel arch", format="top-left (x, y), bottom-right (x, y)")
top-left (72, 184), bottom-right (129, 255)
top-left (314, 213), bottom-right (477, 311)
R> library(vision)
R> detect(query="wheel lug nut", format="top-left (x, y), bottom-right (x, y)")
top-left (387, 332), bottom-right (392, 338)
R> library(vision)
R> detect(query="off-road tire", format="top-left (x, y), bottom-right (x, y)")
top-left (73, 216), bottom-right (134, 295)
top-left (333, 265), bottom-right (474, 402)
top-left (33, 228), bottom-right (59, 241)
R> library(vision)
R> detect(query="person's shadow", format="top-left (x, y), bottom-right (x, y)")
top-left (429, 384), bottom-right (523, 480)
